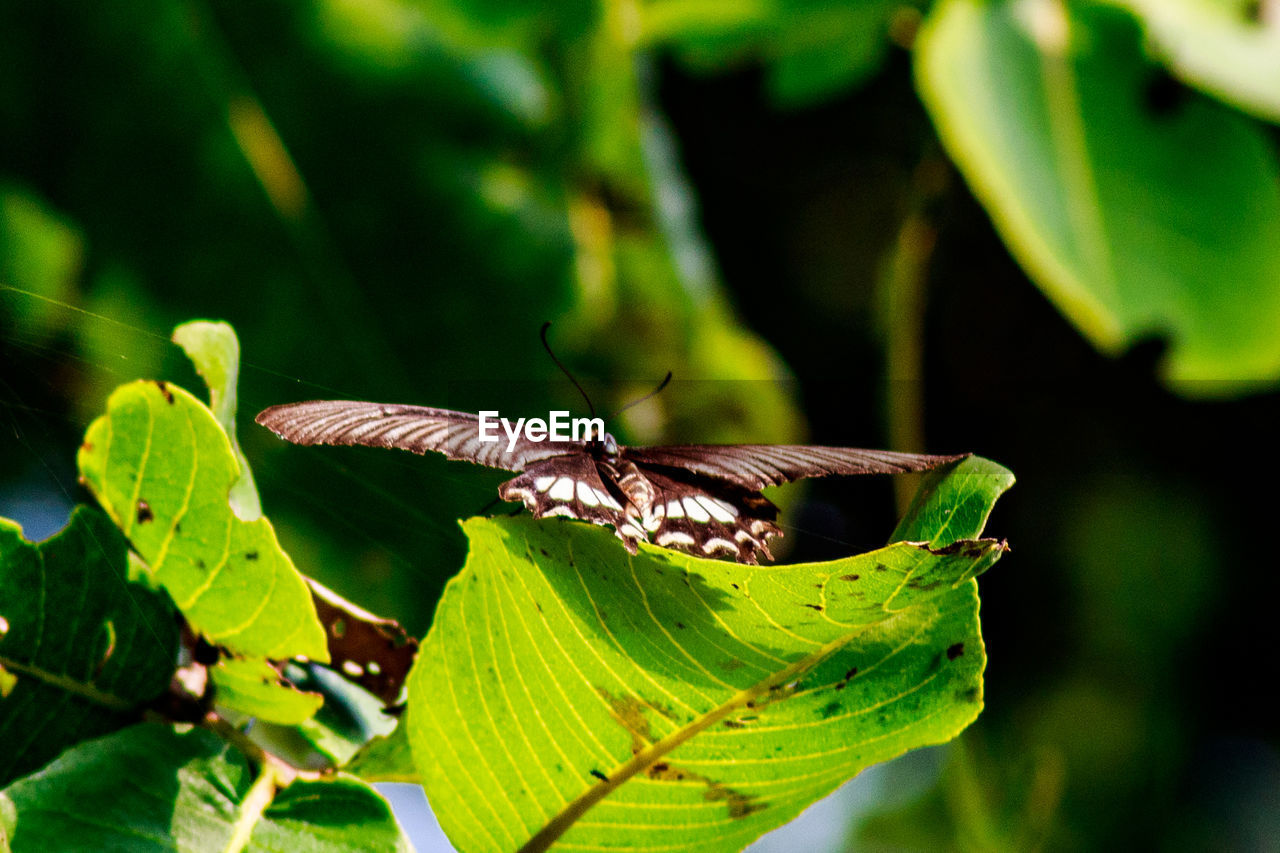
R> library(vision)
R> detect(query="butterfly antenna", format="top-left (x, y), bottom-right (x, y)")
top-left (540, 321), bottom-right (595, 418)
top-left (608, 371), bottom-right (673, 420)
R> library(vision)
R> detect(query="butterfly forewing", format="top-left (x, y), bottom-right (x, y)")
top-left (623, 444), bottom-right (965, 490)
top-left (255, 400), bottom-right (580, 472)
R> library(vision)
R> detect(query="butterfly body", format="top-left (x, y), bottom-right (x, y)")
top-left (256, 400), bottom-right (965, 564)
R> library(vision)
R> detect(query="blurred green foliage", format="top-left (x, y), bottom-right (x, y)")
top-left (3, 0), bottom-right (1279, 849)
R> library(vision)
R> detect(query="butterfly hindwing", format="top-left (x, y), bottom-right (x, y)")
top-left (631, 467), bottom-right (782, 564)
top-left (499, 456), bottom-right (647, 550)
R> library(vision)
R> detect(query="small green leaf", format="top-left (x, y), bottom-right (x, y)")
top-left (407, 458), bottom-right (1008, 852)
top-left (893, 456), bottom-right (1016, 547)
top-left (0, 507), bottom-right (178, 787)
top-left (172, 320), bottom-right (261, 521)
top-left (915, 0), bottom-right (1280, 394)
top-left (209, 658), bottom-right (324, 725)
top-left (347, 724), bottom-right (418, 783)
top-left (77, 380), bottom-right (328, 662)
top-left (0, 723), bottom-right (411, 852)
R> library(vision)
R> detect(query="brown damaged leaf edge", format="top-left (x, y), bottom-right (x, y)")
top-left (308, 578), bottom-right (418, 707)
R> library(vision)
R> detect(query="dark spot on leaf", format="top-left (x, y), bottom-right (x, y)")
top-left (590, 769), bottom-right (608, 783)
top-left (874, 563), bottom-right (888, 572)
top-left (947, 642), bottom-right (965, 660)
top-left (196, 559), bottom-right (206, 569)
top-left (731, 583), bottom-right (739, 590)
top-left (723, 719), bottom-right (746, 729)
top-left (841, 574), bottom-right (859, 582)
top-left (835, 667), bottom-right (858, 690)
top-left (81, 441), bottom-right (93, 452)
top-left (154, 380), bottom-right (174, 404)
top-left (534, 601), bottom-right (543, 613)
top-left (539, 548), bottom-right (549, 557)
top-left (958, 686), bottom-right (980, 703)
top-left (675, 622), bottom-right (684, 629)
top-left (245, 551), bottom-right (259, 561)
top-left (820, 701), bottom-right (841, 719)
top-left (174, 522), bottom-right (181, 533)
top-left (803, 603), bottom-right (823, 612)
top-left (136, 500), bottom-right (153, 524)
top-left (814, 583), bottom-right (823, 589)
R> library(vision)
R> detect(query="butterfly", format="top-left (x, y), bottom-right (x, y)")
top-left (255, 399), bottom-right (965, 564)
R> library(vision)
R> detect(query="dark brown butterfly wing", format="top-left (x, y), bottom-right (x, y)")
top-left (498, 455), bottom-right (646, 548)
top-left (255, 400), bottom-right (582, 472)
top-left (631, 467), bottom-right (782, 564)
top-left (623, 444), bottom-right (966, 490)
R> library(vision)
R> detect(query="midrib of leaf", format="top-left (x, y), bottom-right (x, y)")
top-left (515, 619), bottom-right (892, 853)
top-left (224, 763), bottom-right (278, 853)
top-left (0, 655), bottom-right (133, 712)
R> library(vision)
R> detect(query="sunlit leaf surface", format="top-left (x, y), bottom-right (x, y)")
top-left (78, 380), bottom-right (327, 661)
top-left (916, 0), bottom-right (1280, 394)
top-left (409, 458), bottom-right (1011, 852)
top-left (0, 507), bottom-right (178, 787)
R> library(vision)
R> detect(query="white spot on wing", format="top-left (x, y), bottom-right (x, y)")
top-left (697, 495), bottom-right (735, 523)
top-left (534, 476), bottom-right (555, 492)
top-left (549, 477), bottom-right (575, 501)
top-left (577, 481), bottom-right (600, 506)
top-left (541, 505), bottom-right (578, 519)
top-left (657, 530), bottom-right (696, 546)
top-left (683, 496), bottom-right (710, 523)
top-left (702, 537), bottom-right (738, 555)
top-left (666, 500), bottom-right (684, 519)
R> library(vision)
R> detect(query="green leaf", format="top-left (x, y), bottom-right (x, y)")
top-left (172, 320), bottom-right (261, 521)
top-left (1111, 0), bottom-right (1280, 125)
top-left (893, 456), bottom-right (1016, 547)
top-left (915, 0), bottom-right (1280, 394)
top-left (209, 658), bottom-right (324, 725)
top-left (77, 380), bottom-right (328, 662)
top-left (0, 507), bottom-right (178, 787)
top-left (347, 724), bottom-right (418, 783)
top-left (407, 460), bottom-right (1009, 852)
top-left (0, 723), bottom-right (411, 852)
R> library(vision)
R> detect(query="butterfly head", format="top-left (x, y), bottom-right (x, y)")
top-left (592, 431), bottom-right (619, 460)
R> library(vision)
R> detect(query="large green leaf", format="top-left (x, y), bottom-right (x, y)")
top-left (0, 507), bottom-right (178, 787)
top-left (408, 457), bottom-right (1011, 852)
top-left (77, 380), bottom-right (327, 662)
top-left (915, 0), bottom-right (1280, 394)
top-left (0, 723), bottom-right (411, 852)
